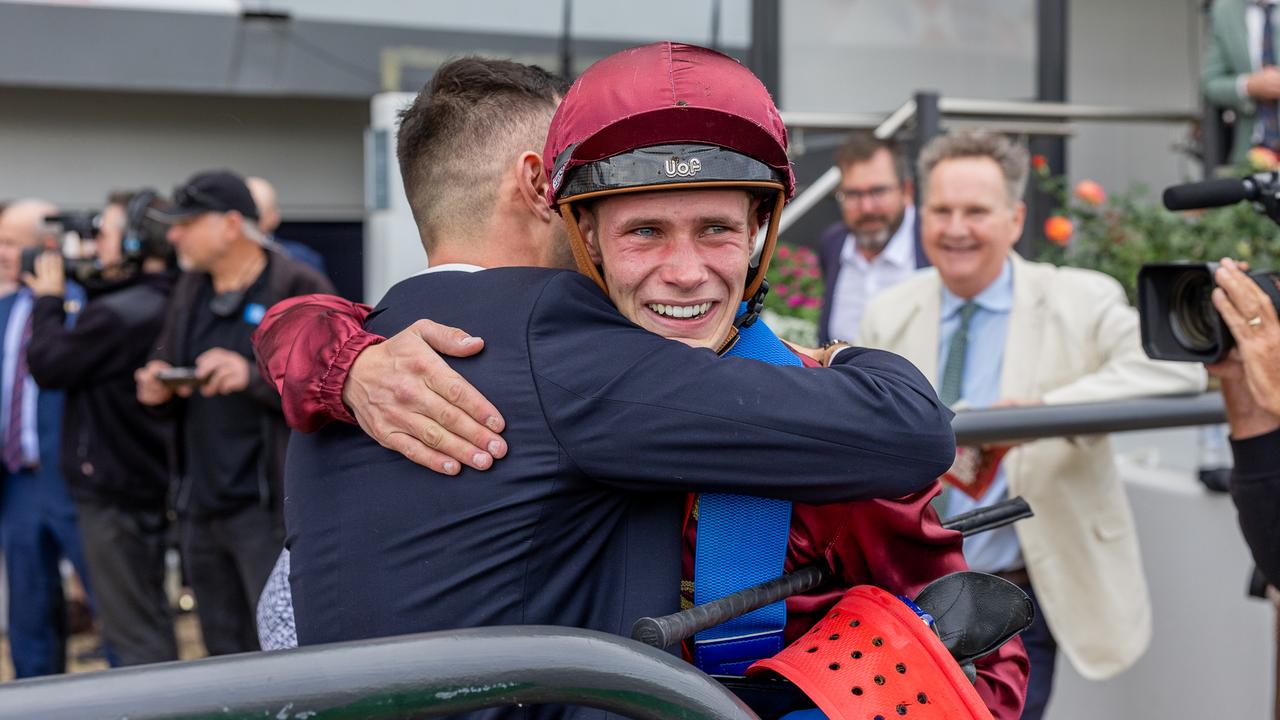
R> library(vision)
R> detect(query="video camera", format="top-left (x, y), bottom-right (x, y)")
top-left (1138, 174), bottom-right (1280, 363)
top-left (20, 189), bottom-right (171, 286)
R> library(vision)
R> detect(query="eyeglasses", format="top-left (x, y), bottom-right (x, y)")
top-left (834, 185), bottom-right (898, 205)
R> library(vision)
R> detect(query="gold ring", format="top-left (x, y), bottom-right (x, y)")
top-left (1248, 316), bottom-right (1264, 327)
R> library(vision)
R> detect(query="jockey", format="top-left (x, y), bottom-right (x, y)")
top-left (542, 42), bottom-right (1027, 720)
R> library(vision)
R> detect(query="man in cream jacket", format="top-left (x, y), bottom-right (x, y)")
top-left (859, 129), bottom-right (1206, 720)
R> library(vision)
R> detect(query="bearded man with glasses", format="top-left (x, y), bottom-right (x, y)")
top-left (817, 131), bottom-right (929, 344)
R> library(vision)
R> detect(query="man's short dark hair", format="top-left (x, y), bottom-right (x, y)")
top-left (834, 131), bottom-right (910, 185)
top-left (396, 57), bottom-right (569, 251)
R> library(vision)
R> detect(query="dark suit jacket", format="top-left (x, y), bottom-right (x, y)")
top-left (286, 267), bottom-right (954, 713)
top-left (817, 215), bottom-right (927, 344)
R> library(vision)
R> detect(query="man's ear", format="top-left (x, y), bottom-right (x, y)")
top-left (1011, 200), bottom-right (1027, 237)
top-left (515, 151), bottom-right (555, 223)
top-left (223, 211), bottom-right (244, 241)
top-left (576, 205), bottom-right (604, 265)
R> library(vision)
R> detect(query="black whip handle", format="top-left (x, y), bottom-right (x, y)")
top-left (631, 566), bottom-right (828, 650)
top-left (940, 496), bottom-right (1033, 536)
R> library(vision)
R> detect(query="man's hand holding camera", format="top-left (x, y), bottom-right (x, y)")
top-left (22, 251), bottom-right (65, 299)
top-left (1208, 258), bottom-right (1280, 437)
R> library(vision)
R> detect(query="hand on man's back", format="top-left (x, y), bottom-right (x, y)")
top-left (343, 318), bottom-right (508, 475)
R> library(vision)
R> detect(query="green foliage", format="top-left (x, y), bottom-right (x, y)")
top-left (1033, 165), bottom-right (1280, 303)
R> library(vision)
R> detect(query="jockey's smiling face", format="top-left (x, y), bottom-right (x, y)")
top-left (576, 189), bottom-right (761, 350)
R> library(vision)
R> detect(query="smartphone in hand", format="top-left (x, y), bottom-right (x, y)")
top-left (155, 367), bottom-right (206, 389)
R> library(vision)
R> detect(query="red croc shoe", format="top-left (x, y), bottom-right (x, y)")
top-left (747, 585), bottom-right (993, 720)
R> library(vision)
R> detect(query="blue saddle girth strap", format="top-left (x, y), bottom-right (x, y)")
top-left (693, 308), bottom-right (799, 675)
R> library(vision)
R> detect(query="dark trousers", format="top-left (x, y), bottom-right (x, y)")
top-left (181, 504), bottom-right (281, 656)
top-left (1019, 582), bottom-right (1057, 720)
top-left (76, 500), bottom-right (178, 666)
top-left (0, 468), bottom-right (92, 678)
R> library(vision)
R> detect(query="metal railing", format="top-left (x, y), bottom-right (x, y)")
top-left (952, 392), bottom-right (1225, 446)
top-left (0, 393), bottom-right (1229, 719)
top-left (0, 627), bottom-right (758, 720)
top-left (776, 94), bottom-right (1202, 235)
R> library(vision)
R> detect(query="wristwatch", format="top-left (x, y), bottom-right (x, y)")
top-left (819, 339), bottom-right (852, 367)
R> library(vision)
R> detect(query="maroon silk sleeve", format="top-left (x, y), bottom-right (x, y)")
top-left (252, 294), bottom-right (381, 432)
top-left (783, 488), bottom-right (1029, 720)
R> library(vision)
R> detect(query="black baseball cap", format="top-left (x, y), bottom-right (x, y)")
top-left (150, 170), bottom-right (260, 224)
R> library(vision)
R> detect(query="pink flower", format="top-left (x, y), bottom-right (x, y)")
top-left (787, 295), bottom-right (805, 308)
top-left (804, 297), bottom-right (820, 308)
top-left (775, 284), bottom-right (790, 296)
top-left (776, 245), bottom-right (791, 260)
top-left (808, 267), bottom-right (821, 278)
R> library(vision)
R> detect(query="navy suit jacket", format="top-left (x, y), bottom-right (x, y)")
top-left (286, 268), bottom-right (953, 716)
top-left (817, 215), bottom-right (928, 344)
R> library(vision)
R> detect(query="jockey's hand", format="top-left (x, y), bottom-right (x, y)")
top-left (342, 319), bottom-right (507, 475)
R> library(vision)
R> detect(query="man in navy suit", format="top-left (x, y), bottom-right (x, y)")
top-left (273, 49), bottom-right (955, 683)
top-left (0, 200), bottom-right (93, 677)
top-left (817, 132), bottom-right (929, 344)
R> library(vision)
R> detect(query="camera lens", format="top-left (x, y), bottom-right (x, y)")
top-left (1168, 272), bottom-right (1218, 353)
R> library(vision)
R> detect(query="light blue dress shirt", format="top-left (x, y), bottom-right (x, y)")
top-left (938, 259), bottom-right (1021, 573)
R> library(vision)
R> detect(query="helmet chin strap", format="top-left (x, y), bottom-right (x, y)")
top-left (735, 277), bottom-right (769, 330)
top-left (559, 203), bottom-right (609, 293)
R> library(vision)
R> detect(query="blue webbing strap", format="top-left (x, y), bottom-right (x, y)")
top-left (693, 308), bottom-right (799, 675)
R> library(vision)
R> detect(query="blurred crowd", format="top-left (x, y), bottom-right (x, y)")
top-left (0, 172), bottom-right (329, 676)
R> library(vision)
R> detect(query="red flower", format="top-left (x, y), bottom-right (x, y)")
top-left (1073, 180), bottom-right (1106, 206)
top-left (1031, 154), bottom-right (1048, 172)
top-left (1044, 216), bottom-right (1073, 246)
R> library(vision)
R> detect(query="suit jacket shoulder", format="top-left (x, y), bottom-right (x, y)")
top-left (859, 267), bottom-right (938, 339)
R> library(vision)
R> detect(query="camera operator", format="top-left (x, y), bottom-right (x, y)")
top-left (1206, 258), bottom-right (1280, 587)
top-left (24, 190), bottom-right (179, 666)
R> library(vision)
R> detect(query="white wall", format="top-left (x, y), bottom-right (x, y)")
top-left (780, 0), bottom-right (1204, 206)
top-left (270, 0), bottom-right (751, 46)
top-left (1067, 0), bottom-right (1205, 198)
top-left (780, 0), bottom-right (1035, 114)
top-left (0, 87), bottom-right (366, 218)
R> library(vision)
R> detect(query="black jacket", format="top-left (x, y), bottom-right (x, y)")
top-left (151, 250), bottom-right (332, 517)
top-left (286, 267), bottom-right (955, 705)
top-left (28, 272), bottom-right (176, 510)
top-left (1230, 428), bottom-right (1280, 586)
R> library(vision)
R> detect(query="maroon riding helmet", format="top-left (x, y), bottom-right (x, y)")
top-left (543, 41), bottom-right (795, 303)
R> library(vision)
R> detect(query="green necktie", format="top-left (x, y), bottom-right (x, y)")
top-left (933, 302), bottom-right (978, 516)
top-left (939, 302), bottom-right (978, 407)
